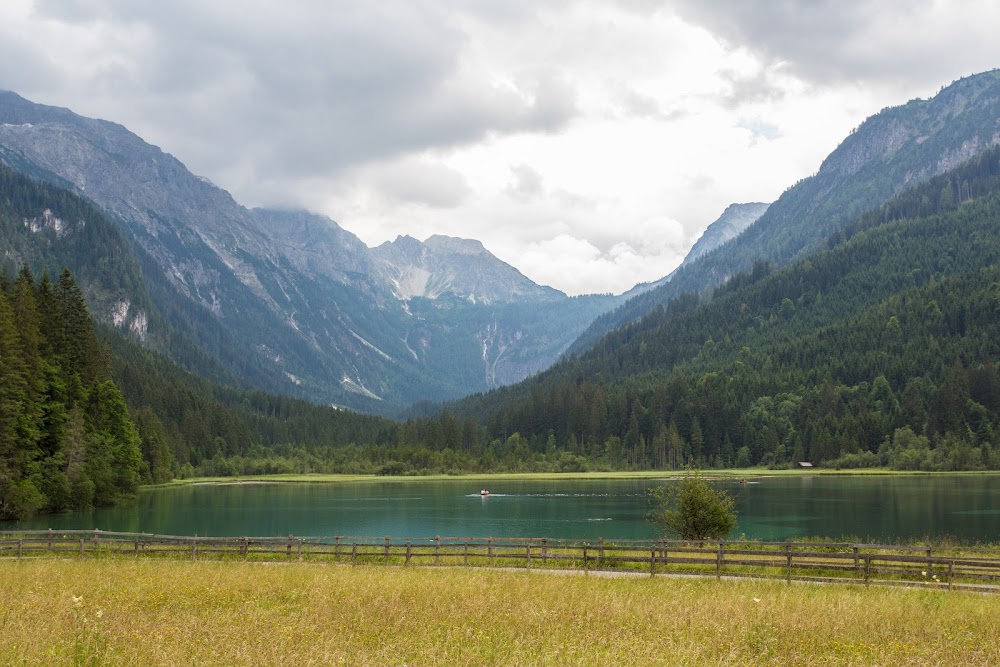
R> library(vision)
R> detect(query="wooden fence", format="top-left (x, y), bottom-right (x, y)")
top-left (3, 530), bottom-right (999, 592)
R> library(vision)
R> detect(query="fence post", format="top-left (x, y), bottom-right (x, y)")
top-left (583, 544), bottom-right (589, 573)
top-left (92, 530), bottom-right (100, 554)
top-left (661, 541), bottom-right (668, 572)
top-left (334, 536), bottom-right (341, 559)
top-left (650, 547), bottom-right (656, 577)
top-left (786, 543), bottom-right (793, 584)
top-left (435, 536), bottom-right (440, 565)
top-left (599, 538), bottom-right (605, 564)
top-left (464, 541), bottom-right (469, 566)
top-left (926, 545), bottom-right (933, 573)
top-left (405, 542), bottom-right (412, 565)
top-left (17, 539), bottom-right (22, 559)
top-left (542, 538), bottom-right (548, 565)
top-left (717, 541), bottom-right (724, 580)
top-left (298, 538), bottom-right (304, 561)
top-left (191, 539), bottom-right (197, 561)
top-left (526, 541), bottom-right (532, 569)
top-left (853, 546), bottom-right (859, 575)
top-left (384, 536), bottom-right (391, 563)
top-left (487, 537), bottom-right (493, 564)
top-left (948, 560), bottom-right (954, 591)
top-left (241, 537), bottom-right (249, 560)
top-left (79, 538), bottom-right (84, 557)
top-left (287, 534), bottom-right (294, 559)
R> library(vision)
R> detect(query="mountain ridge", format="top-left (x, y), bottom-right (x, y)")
top-left (621, 201), bottom-right (770, 300)
top-left (567, 69), bottom-right (1000, 355)
top-left (0, 90), bottom-right (620, 413)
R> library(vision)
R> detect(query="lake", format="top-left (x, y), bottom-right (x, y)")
top-left (5, 475), bottom-right (1000, 543)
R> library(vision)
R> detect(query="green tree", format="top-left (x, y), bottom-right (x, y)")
top-left (649, 473), bottom-right (737, 540)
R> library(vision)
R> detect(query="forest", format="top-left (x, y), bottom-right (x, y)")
top-left (0, 268), bottom-right (142, 519)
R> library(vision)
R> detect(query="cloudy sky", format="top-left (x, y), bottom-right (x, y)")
top-left (1, 1), bottom-right (998, 295)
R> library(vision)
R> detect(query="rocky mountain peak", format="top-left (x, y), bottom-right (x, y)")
top-left (681, 202), bottom-right (770, 267)
top-left (254, 207), bottom-right (377, 285)
top-left (424, 234), bottom-right (488, 255)
top-left (372, 233), bottom-right (562, 304)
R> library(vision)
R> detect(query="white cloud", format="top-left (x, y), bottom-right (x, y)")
top-left (0, 0), bottom-right (995, 295)
top-left (670, 0), bottom-right (1000, 91)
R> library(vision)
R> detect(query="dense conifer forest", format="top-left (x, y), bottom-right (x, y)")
top-left (0, 268), bottom-right (142, 519)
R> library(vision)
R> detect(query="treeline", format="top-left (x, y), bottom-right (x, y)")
top-left (109, 331), bottom-right (396, 478)
top-left (111, 332), bottom-right (606, 478)
top-left (425, 147), bottom-right (1000, 472)
top-left (0, 267), bottom-right (142, 519)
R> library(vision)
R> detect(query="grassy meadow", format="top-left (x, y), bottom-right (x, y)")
top-left (1, 558), bottom-right (998, 665)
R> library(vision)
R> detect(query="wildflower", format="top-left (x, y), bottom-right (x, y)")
top-left (921, 571), bottom-right (928, 577)
top-left (752, 598), bottom-right (761, 603)
top-left (96, 609), bottom-right (104, 619)
top-left (72, 596), bottom-right (83, 607)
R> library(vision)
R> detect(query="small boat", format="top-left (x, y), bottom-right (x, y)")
top-left (480, 489), bottom-right (489, 496)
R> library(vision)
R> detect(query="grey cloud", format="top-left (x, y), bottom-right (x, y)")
top-left (618, 88), bottom-right (687, 121)
top-left (717, 68), bottom-right (787, 109)
top-left (670, 0), bottom-right (993, 89)
top-left (372, 160), bottom-right (472, 209)
top-left (23, 0), bottom-right (580, 204)
top-left (506, 164), bottom-right (544, 201)
top-left (0, 33), bottom-right (67, 94)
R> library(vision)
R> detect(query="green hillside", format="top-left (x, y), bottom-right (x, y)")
top-left (571, 70), bottom-right (1000, 354)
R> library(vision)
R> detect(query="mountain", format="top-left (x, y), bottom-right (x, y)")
top-left (372, 234), bottom-right (563, 304)
top-left (680, 202), bottom-right (770, 268)
top-left (445, 147), bottom-right (1000, 471)
top-left (621, 202), bottom-right (770, 300)
top-left (570, 69), bottom-right (1000, 354)
top-left (0, 91), bottom-right (619, 413)
top-left (0, 162), bottom-right (151, 338)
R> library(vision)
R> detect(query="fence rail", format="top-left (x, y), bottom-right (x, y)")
top-left (3, 530), bottom-right (999, 592)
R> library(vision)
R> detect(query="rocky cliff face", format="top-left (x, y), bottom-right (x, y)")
top-left (0, 91), bottom-right (617, 412)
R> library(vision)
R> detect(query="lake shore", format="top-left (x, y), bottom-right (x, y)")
top-left (147, 467), bottom-right (1000, 489)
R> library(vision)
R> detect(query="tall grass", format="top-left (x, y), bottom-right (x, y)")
top-left (1, 559), bottom-right (998, 665)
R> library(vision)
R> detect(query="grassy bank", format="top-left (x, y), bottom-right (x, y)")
top-left (153, 467), bottom-right (1000, 488)
top-left (2, 559), bottom-right (998, 665)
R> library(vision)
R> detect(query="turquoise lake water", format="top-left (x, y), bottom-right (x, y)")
top-left (6, 475), bottom-right (1000, 543)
